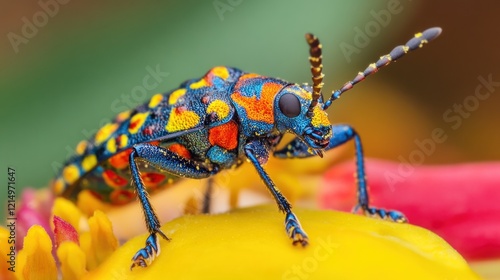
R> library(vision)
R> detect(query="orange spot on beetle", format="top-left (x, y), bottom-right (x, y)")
top-left (168, 143), bottom-right (192, 159)
top-left (209, 120), bottom-right (238, 150)
top-left (108, 149), bottom-right (132, 170)
top-left (238, 73), bottom-right (260, 81)
top-left (142, 126), bottom-right (154, 136)
top-left (231, 82), bottom-right (283, 124)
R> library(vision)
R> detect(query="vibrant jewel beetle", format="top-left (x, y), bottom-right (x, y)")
top-left (52, 27), bottom-right (442, 269)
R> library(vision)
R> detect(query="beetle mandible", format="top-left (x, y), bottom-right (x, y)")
top-left (52, 27), bottom-right (442, 269)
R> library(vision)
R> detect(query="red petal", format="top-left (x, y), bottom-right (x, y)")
top-left (53, 215), bottom-right (79, 247)
top-left (320, 159), bottom-right (500, 260)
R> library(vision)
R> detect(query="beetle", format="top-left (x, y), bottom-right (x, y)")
top-left (52, 27), bottom-right (442, 269)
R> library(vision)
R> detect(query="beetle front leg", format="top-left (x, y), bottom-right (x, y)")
top-left (274, 124), bottom-right (407, 223)
top-left (129, 143), bottom-right (219, 269)
top-left (244, 141), bottom-right (308, 246)
top-left (332, 125), bottom-right (407, 223)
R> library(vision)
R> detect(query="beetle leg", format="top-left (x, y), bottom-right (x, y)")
top-left (129, 143), bottom-right (219, 269)
top-left (274, 124), bottom-right (407, 223)
top-left (244, 141), bottom-right (308, 247)
top-left (328, 125), bottom-right (407, 223)
top-left (201, 177), bottom-right (214, 214)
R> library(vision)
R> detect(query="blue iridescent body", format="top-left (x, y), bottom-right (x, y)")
top-left (53, 27), bottom-right (442, 269)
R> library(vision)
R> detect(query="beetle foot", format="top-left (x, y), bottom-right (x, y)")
top-left (354, 205), bottom-right (408, 223)
top-left (130, 231), bottom-right (169, 270)
top-left (285, 212), bottom-right (309, 247)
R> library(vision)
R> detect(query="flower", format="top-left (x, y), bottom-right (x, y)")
top-left (3, 193), bottom-right (119, 280)
top-left (3, 156), bottom-right (491, 279)
top-left (82, 206), bottom-right (479, 279)
top-left (3, 188), bottom-right (481, 279)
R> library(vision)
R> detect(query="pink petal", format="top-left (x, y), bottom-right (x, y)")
top-left (320, 159), bottom-right (500, 260)
top-left (17, 189), bottom-right (53, 250)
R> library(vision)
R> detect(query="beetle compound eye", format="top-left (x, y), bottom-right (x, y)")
top-left (278, 93), bottom-right (301, 118)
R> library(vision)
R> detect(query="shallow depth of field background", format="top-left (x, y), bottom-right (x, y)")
top-left (0, 1), bottom-right (499, 217)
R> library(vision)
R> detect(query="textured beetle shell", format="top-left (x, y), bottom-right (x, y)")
top-left (52, 66), bottom-right (292, 205)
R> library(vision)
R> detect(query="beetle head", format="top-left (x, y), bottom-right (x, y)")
top-left (274, 83), bottom-right (332, 155)
top-left (274, 33), bottom-right (331, 156)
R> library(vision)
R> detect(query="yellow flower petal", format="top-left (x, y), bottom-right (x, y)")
top-left (52, 197), bottom-right (84, 232)
top-left (0, 227), bottom-right (16, 280)
top-left (82, 206), bottom-right (479, 279)
top-left (76, 190), bottom-right (113, 217)
top-left (81, 211), bottom-right (119, 270)
top-left (17, 225), bottom-right (58, 280)
top-left (57, 241), bottom-right (87, 280)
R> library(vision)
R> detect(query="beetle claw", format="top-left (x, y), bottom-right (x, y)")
top-left (357, 205), bottom-right (408, 223)
top-left (285, 212), bottom-right (309, 247)
top-left (130, 232), bottom-right (164, 270)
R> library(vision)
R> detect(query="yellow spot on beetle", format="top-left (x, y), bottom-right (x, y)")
top-left (166, 109), bottom-right (200, 132)
top-left (168, 89), bottom-right (187, 105)
top-left (211, 66), bottom-right (229, 80)
top-left (311, 106), bottom-right (330, 127)
top-left (95, 123), bottom-right (119, 145)
top-left (106, 138), bottom-right (117, 154)
top-left (52, 178), bottom-right (65, 195)
top-left (63, 164), bottom-right (79, 185)
top-left (115, 110), bottom-right (131, 123)
top-left (148, 93), bottom-right (163, 108)
top-left (128, 112), bottom-right (149, 134)
top-left (288, 87), bottom-right (312, 101)
top-left (190, 79), bottom-right (209, 90)
top-left (75, 140), bottom-right (87, 155)
top-left (117, 134), bottom-right (129, 149)
top-left (207, 100), bottom-right (230, 120)
top-left (82, 154), bottom-right (98, 172)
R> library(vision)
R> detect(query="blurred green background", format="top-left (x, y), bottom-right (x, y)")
top-left (1, 0), bottom-right (499, 217)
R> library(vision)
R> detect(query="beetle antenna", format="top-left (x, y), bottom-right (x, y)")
top-left (305, 33), bottom-right (324, 117)
top-left (323, 27), bottom-right (442, 110)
